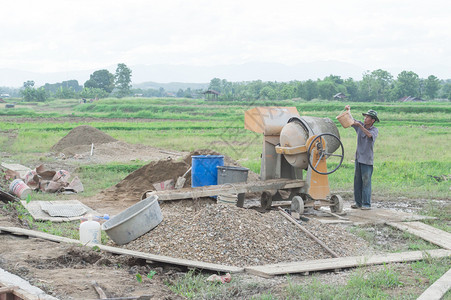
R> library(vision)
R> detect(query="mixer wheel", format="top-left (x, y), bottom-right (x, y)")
top-left (330, 194), bottom-right (344, 213)
top-left (261, 191), bottom-right (273, 210)
top-left (290, 196), bottom-right (304, 215)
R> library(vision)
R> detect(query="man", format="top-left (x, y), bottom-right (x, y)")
top-left (345, 105), bottom-right (379, 210)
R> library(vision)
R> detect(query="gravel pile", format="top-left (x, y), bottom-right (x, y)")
top-left (117, 201), bottom-right (370, 267)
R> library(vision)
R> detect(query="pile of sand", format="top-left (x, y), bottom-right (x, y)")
top-left (52, 125), bottom-right (117, 152)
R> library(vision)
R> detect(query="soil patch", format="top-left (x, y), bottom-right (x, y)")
top-left (97, 158), bottom-right (191, 202)
top-left (0, 232), bottom-right (182, 299)
top-left (51, 125), bottom-right (117, 152)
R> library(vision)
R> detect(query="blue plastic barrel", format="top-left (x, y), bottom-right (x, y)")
top-left (191, 155), bottom-right (224, 187)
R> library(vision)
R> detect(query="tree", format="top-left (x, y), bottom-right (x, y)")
top-left (84, 69), bottom-right (115, 93)
top-left (23, 80), bottom-right (35, 88)
top-left (424, 75), bottom-right (440, 99)
top-left (343, 78), bottom-right (359, 101)
top-left (359, 69), bottom-right (393, 101)
top-left (79, 87), bottom-right (109, 99)
top-left (208, 78), bottom-right (222, 92)
top-left (54, 87), bottom-right (77, 99)
top-left (371, 69), bottom-right (393, 101)
top-left (259, 86), bottom-right (276, 100)
top-left (176, 88), bottom-right (184, 97)
top-left (115, 63), bottom-right (132, 98)
top-left (302, 80), bottom-right (319, 100)
top-left (21, 87), bottom-right (48, 102)
top-left (282, 84), bottom-right (295, 100)
top-left (392, 71), bottom-right (420, 100)
top-left (318, 80), bottom-right (337, 100)
top-left (323, 75), bottom-right (343, 85)
top-left (440, 81), bottom-right (451, 100)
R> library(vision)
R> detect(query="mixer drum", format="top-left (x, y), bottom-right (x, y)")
top-left (279, 116), bottom-right (341, 169)
top-left (279, 121), bottom-right (309, 169)
top-left (302, 116), bottom-right (341, 154)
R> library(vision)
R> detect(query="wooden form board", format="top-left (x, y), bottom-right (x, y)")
top-left (0, 267), bottom-right (58, 300)
top-left (245, 249), bottom-right (451, 278)
top-left (417, 267), bottom-right (451, 300)
top-left (0, 226), bottom-right (244, 274)
top-left (145, 179), bottom-right (305, 201)
top-left (386, 221), bottom-right (451, 250)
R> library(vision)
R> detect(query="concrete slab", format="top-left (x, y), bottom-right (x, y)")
top-left (21, 200), bottom-right (99, 222)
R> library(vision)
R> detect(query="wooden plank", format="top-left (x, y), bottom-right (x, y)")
top-left (0, 226), bottom-right (244, 274)
top-left (0, 189), bottom-right (18, 203)
top-left (417, 267), bottom-right (451, 300)
top-left (145, 179), bottom-right (304, 201)
top-left (0, 268), bottom-right (57, 300)
top-left (387, 221), bottom-right (451, 250)
top-left (278, 208), bottom-right (339, 258)
top-left (91, 280), bottom-right (107, 299)
top-left (245, 249), bottom-right (451, 278)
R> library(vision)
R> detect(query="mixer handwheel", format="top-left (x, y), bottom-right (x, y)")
top-left (307, 133), bottom-right (344, 175)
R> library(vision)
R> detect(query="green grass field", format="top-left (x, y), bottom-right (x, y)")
top-left (2, 97), bottom-right (450, 199)
top-left (1, 97), bottom-right (450, 299)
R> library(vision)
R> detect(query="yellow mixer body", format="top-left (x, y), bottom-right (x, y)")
top-left (245, 107), bottom-right (344, 212)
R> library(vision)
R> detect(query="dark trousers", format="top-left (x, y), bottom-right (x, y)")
top-left (354, 160), bottom-right (373, 208)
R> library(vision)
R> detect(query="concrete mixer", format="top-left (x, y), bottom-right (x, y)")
top-left (244, 107), bottom-right (345, 214)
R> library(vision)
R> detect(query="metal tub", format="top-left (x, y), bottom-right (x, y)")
top-left (101, 195), bottom-right (163, 245)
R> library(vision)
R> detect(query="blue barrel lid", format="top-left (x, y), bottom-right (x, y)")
top-left (192, 155), bottom-right (224, 158)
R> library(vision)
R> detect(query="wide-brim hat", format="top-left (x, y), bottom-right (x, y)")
top-left (362, 109), bottom-right (379, 122)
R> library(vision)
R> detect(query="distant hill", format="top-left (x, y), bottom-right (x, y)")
top-left (132, 81), bottom-right (209, 92)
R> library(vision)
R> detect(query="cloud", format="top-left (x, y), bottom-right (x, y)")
top-left (0, 0), bottom-right (450, 76)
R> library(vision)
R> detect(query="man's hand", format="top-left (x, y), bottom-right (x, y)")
top-left (345, 105), bottom-right (350, 111)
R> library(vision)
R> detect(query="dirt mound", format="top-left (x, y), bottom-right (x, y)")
top-left (94, 149), bottom-right (258, 204)
top-left (51, 125), bottom-right (117, 152)
top-left (96, 158), bottom-right (191, 202)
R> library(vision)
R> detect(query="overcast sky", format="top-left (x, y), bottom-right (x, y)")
top-left (1, 0), bottom-right (450, 77)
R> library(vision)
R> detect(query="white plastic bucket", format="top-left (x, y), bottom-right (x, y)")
top-left (217, 193), bottom-right (238, 205)
top-left (9, 179), bottom-right (32, 199)
top-left (217, 183), bottom-right (239, 206)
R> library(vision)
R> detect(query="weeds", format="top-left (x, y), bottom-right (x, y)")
top-left (285, 265), bottom-right (403, 299)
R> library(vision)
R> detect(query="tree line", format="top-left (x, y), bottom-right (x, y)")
top-left (206, 70), bottom-right (450, 101)
top-left (18, 63), bottom-right (132, 102)
top-left (8, 66), bottom-right (451, 102)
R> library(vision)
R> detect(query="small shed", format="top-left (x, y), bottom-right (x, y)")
top-left (399, 96), bottom-right (424, 102)
top-left (333, 93), bottom-right (346, 99)
top-left (202, 89), bottom-right (220, 100)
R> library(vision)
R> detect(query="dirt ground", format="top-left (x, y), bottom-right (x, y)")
top-left (0, 124), bottom-right (450, 299)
